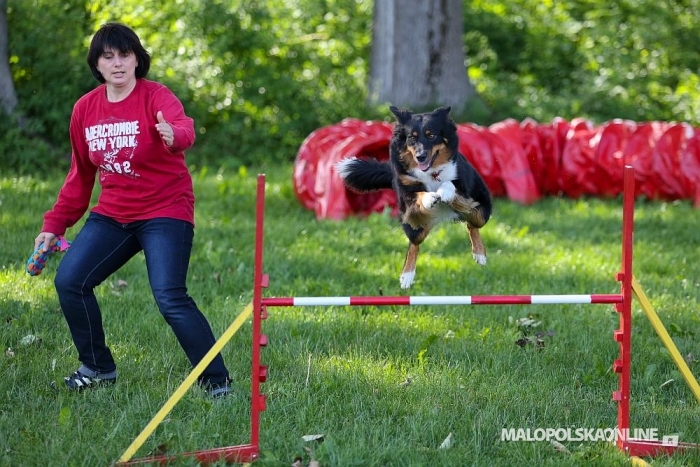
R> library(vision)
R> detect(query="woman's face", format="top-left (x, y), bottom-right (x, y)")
top-left (97, 47), bottom-right (138, 88)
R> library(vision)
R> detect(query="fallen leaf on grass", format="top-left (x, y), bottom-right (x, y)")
top-left (550, 440), bottom-right (571, 454)
top-left (399, 376), bottom-right (414, 387)
top-left (515, 337), bottom-right (529, 348)
top-left (660, 379), bottom-right (675, 388)
top-left (515, 336), bottom-right (546, 349)
top-left (110, 279), bottom-right (129, 296)
top-left (515, 330), bottom-right (555, 349)
top-left (19, 335), bottom-right (40, 346)
top-left (516, 317), bottom-right (541, 329)
top-left (301, 434), bottom-right (324, 442)
top-left (439, 432), bottom-right (453, 449)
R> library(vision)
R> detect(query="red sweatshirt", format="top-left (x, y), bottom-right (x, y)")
top-left (42, 79), bottom-right (197, 236)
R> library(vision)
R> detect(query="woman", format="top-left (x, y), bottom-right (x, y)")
top-left (34, 22), bottom-right (231, 397)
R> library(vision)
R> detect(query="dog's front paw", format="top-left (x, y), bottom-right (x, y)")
top-left (400, 271), bottom-right (415, 289)
top-left (473, 253), bottom-right (487, 266)
top-left (421, 192), bottom-right (440, 209)
top-left (437, 182), bottom-right (456, 203)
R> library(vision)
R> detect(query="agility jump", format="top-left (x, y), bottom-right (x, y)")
top-left (116, 165), bottom-right (699, 465)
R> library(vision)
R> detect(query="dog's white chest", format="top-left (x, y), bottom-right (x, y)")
top-left (411, 162), bottom-right (458, 191)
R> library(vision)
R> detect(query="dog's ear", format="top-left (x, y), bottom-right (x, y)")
top-left (390, 105), bottom-right (412, 123)
top-left (433, 106), bottom-right (452, 118)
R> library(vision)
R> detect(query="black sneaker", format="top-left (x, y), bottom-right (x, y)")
top-left (206, 380), bottom-right (231, 399)
top-left (64, 370), bottom-right (116, 391)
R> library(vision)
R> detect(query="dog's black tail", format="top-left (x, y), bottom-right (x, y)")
top-left (334, 158), bottom-right (393, 192)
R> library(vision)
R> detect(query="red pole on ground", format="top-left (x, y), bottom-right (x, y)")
top-left (251, 174), bottom-right (267, 455)
top-left (614, 165), bottom-right (635, 450)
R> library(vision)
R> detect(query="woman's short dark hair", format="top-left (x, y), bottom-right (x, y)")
top-left (87, 22), bottom-right (151, 83)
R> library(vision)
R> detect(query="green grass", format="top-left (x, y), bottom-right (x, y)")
top-left (1, 164), bottom-right (699, 466)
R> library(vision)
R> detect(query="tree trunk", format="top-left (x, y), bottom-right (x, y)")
top-left (370, 0), bottom-right (477, 113)
top-left (0, 0), bottom-right (18, 115)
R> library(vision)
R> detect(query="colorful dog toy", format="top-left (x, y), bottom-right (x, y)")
top-left (26, 236), bottom-right (71, 276)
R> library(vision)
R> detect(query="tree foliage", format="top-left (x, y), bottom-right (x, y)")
top-left (5, 0), bottom-right (376, 172)
top-left (463, 0), bottom-right (700, 123)
top-left (4, 0), bottom-right (700, 173)
top-left (2, 0), bottom-right (93, 168)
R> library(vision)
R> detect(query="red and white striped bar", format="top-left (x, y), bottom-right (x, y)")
top-left (262, 294), bottom-right (623, 307)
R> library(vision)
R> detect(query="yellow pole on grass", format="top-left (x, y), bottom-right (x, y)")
top-left (117, 301), bottom-right (254, 463)
top-left (631, 277), bottom-right (700, 404)
top-left (630, 456), bottom-right (651, 466)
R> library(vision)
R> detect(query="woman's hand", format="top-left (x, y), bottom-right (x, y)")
top-left (34, 232), bottom-right (56, 252)
top-left (156, 111), bottom-right (174, 147)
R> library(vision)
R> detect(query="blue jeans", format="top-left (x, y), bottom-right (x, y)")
top-left (54, 212), bottom-right (230, 386)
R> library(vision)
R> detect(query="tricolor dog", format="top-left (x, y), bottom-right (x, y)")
top-left (335, 105), bottom-right (492, 289)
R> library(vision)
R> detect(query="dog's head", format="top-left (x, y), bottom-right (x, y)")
top-left (390, 105), bottom-right (457, 172)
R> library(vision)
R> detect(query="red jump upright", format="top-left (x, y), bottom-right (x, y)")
top-left (121, 165), bottom-right (697, 465)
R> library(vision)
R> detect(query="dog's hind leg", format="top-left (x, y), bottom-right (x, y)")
top-left (400, 243), bottom-right (419, 289)
top-left (400, 225), bottom-right (430, 289)
top-left (449, 195), bottom-right (489, 266)
top-left (449, 195), bottom-right (482, 221)
top-left (468, 225), bottom-right (487, 265)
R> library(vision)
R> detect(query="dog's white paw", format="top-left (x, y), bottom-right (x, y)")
top-left (437, 182), bottom-right (456, 203)
top-left (421, 192), bottom-right (440, 209)
top-left (473, 253), bottom-right (487, 266)
top-left (400, 271), bottom-right (415, 289)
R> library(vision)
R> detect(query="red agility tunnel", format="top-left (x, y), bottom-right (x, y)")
top-left (293, 118), bottom-right (700, 219)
